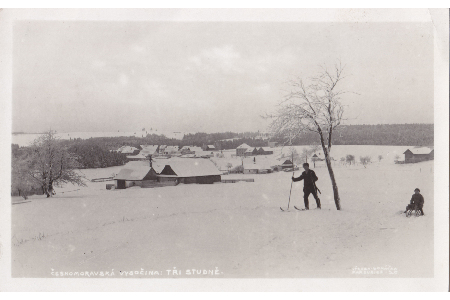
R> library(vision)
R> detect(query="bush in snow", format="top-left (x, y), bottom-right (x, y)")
top-left (359, 156), bottom-right (371, 168)
top-left (346, 154), bottom-right (355, 165)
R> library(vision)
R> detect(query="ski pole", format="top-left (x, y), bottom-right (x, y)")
top-left (288, 170), bottom-right (294, 209)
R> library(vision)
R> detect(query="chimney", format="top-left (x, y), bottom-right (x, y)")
top-left (149, 155), bottom-right (152, 168)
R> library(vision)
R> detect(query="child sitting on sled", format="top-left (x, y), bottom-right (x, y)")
top-left (404, 188), bottom-right (425, 216)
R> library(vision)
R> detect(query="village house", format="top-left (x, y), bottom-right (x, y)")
top-left (257, 147), bottom-right (274, 155)
top-left (163, 146), bottom-right (179, 155)
top-left (244, 147), bottom-right (259, 156)
top-left (127, 145), bottom-right (159, 161)
top-left (403, 147), bottom-right (434, 163)
top-left (140, 145), bottom-right (159, 155)
top-left (180, 146), bottom-right (204, 155)
top-left (280, 159), bottom-right (294, 170)
top-left (236, 143), bottom-right (251, 156)
top-left (243, 163), bottom-right (272, 174)
top-left (202, 144), bottom-right (216, 151)
top-left (114, 165), bottom-right (158, 189)
top-left (157, 159), bottom-right (222, 184)
top-left (116, 145), bottom-right (139, 155)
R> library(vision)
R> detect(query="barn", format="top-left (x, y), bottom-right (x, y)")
top-left (403, 147), bottom-right (434, 163)
top-left (114, 165), bottom-right (158, 189)
top-left (157, 159), bottom-right (222, 184)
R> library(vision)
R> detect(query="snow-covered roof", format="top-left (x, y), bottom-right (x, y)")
top-left (207, 145), bottom-right (215, 148)
top-left (159, 159), bottom-right (222, 177)
top-left (405, 147), bottom-right (433, 155)
top-left (114, 166), bottom-right (154, 181)
top-left (259, 147), bottom-right (273, 151)
top-left (164, 146), bottom-right (179, 152)
top-left (118, 146), bottom-right (139, 154)
top-left (124, 160), bottom-right (164, 173)
top-left (189, 147), bottom-right (203, 153)
top-left (140, 145), bottom-right (159, 154)
top-left (237, 143), bottom-right (251, 149)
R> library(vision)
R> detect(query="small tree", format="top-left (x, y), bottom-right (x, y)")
top-left (394, 154), bottom-right (400, 162)
top-left (340, 157), bottom-right (346, 165)
top-left (226, 163), bottom-right (233, 173)
top-left (346, 154), bottom-right (355, 165)
top-left (359, 156), bottom-right (371, 168)
top-left (378, 155), bottom-right (383, 162)
top-left (24, 130), bottom-right (86, 197)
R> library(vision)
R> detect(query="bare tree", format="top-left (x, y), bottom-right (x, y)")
top-left (24, 130), bottom-right (86, 197)
top-left (268, 62), bottom-right (351, 210)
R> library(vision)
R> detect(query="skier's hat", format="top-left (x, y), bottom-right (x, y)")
top-left (414, 188), bottom-right (420, 192)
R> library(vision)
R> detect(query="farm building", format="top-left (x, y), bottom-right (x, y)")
top-left (117, 146), bottom-right (139, 155)
top-left (280, 159), bottom-right (294, 170)
top-left (140, 145), bottom-right (159, 156)
top-left (243, 163), bottom-right (272, 174)
top-left (114, 165), bottom-right (158, 189)
top-left (163, 146), bottom-right (179, 155)
top-left (311, 153), bottom-right (325, 161)
top-left (244, 147), bottom-right (259, 156)
top-left (236, 143), bottom-right (251, 156)
top-left (203, 145), bottom-right (216, 151)
top-left (180, 146), bottom-right (204, 155)
top-left (403, 147), bottom-right (434, 163)
top-left (257, 147), bottom-right (274, 155)
top-left (157, 159), bottom-right (222, 184)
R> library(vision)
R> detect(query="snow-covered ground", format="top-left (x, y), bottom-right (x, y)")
top-left (11, 151), bottom-right (434, 278)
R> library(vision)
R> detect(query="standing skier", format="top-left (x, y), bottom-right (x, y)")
top-left (292, 163), bottom-right (321, 210)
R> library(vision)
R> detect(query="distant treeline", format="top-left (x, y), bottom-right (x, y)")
top-left (11, 124), bottom-right (433, 170)
top-left (287, 124), bottom-right (434, 146)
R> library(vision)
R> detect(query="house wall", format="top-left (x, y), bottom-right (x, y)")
top-left (236, 148), bottom-right (246, 156)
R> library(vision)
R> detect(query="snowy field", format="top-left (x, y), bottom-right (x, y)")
top-left (11, 149), bottom-right (434, 278)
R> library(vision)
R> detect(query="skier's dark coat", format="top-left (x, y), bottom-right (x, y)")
top-left (293, 170), bottom-right (318, 190)
top-left (410, 193), bottom-right (424, 208)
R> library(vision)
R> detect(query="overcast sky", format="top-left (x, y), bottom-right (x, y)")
top-left (12, 21), bottom-right (433, 133)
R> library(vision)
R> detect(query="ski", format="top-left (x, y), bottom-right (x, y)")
top-left (280, 207), bottom-right (289, 212)
top-left (294, 206), bottom-right (308, 211)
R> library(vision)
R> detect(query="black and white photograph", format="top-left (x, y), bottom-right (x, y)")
top-left (0, 8), bottom-right (448, 292)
